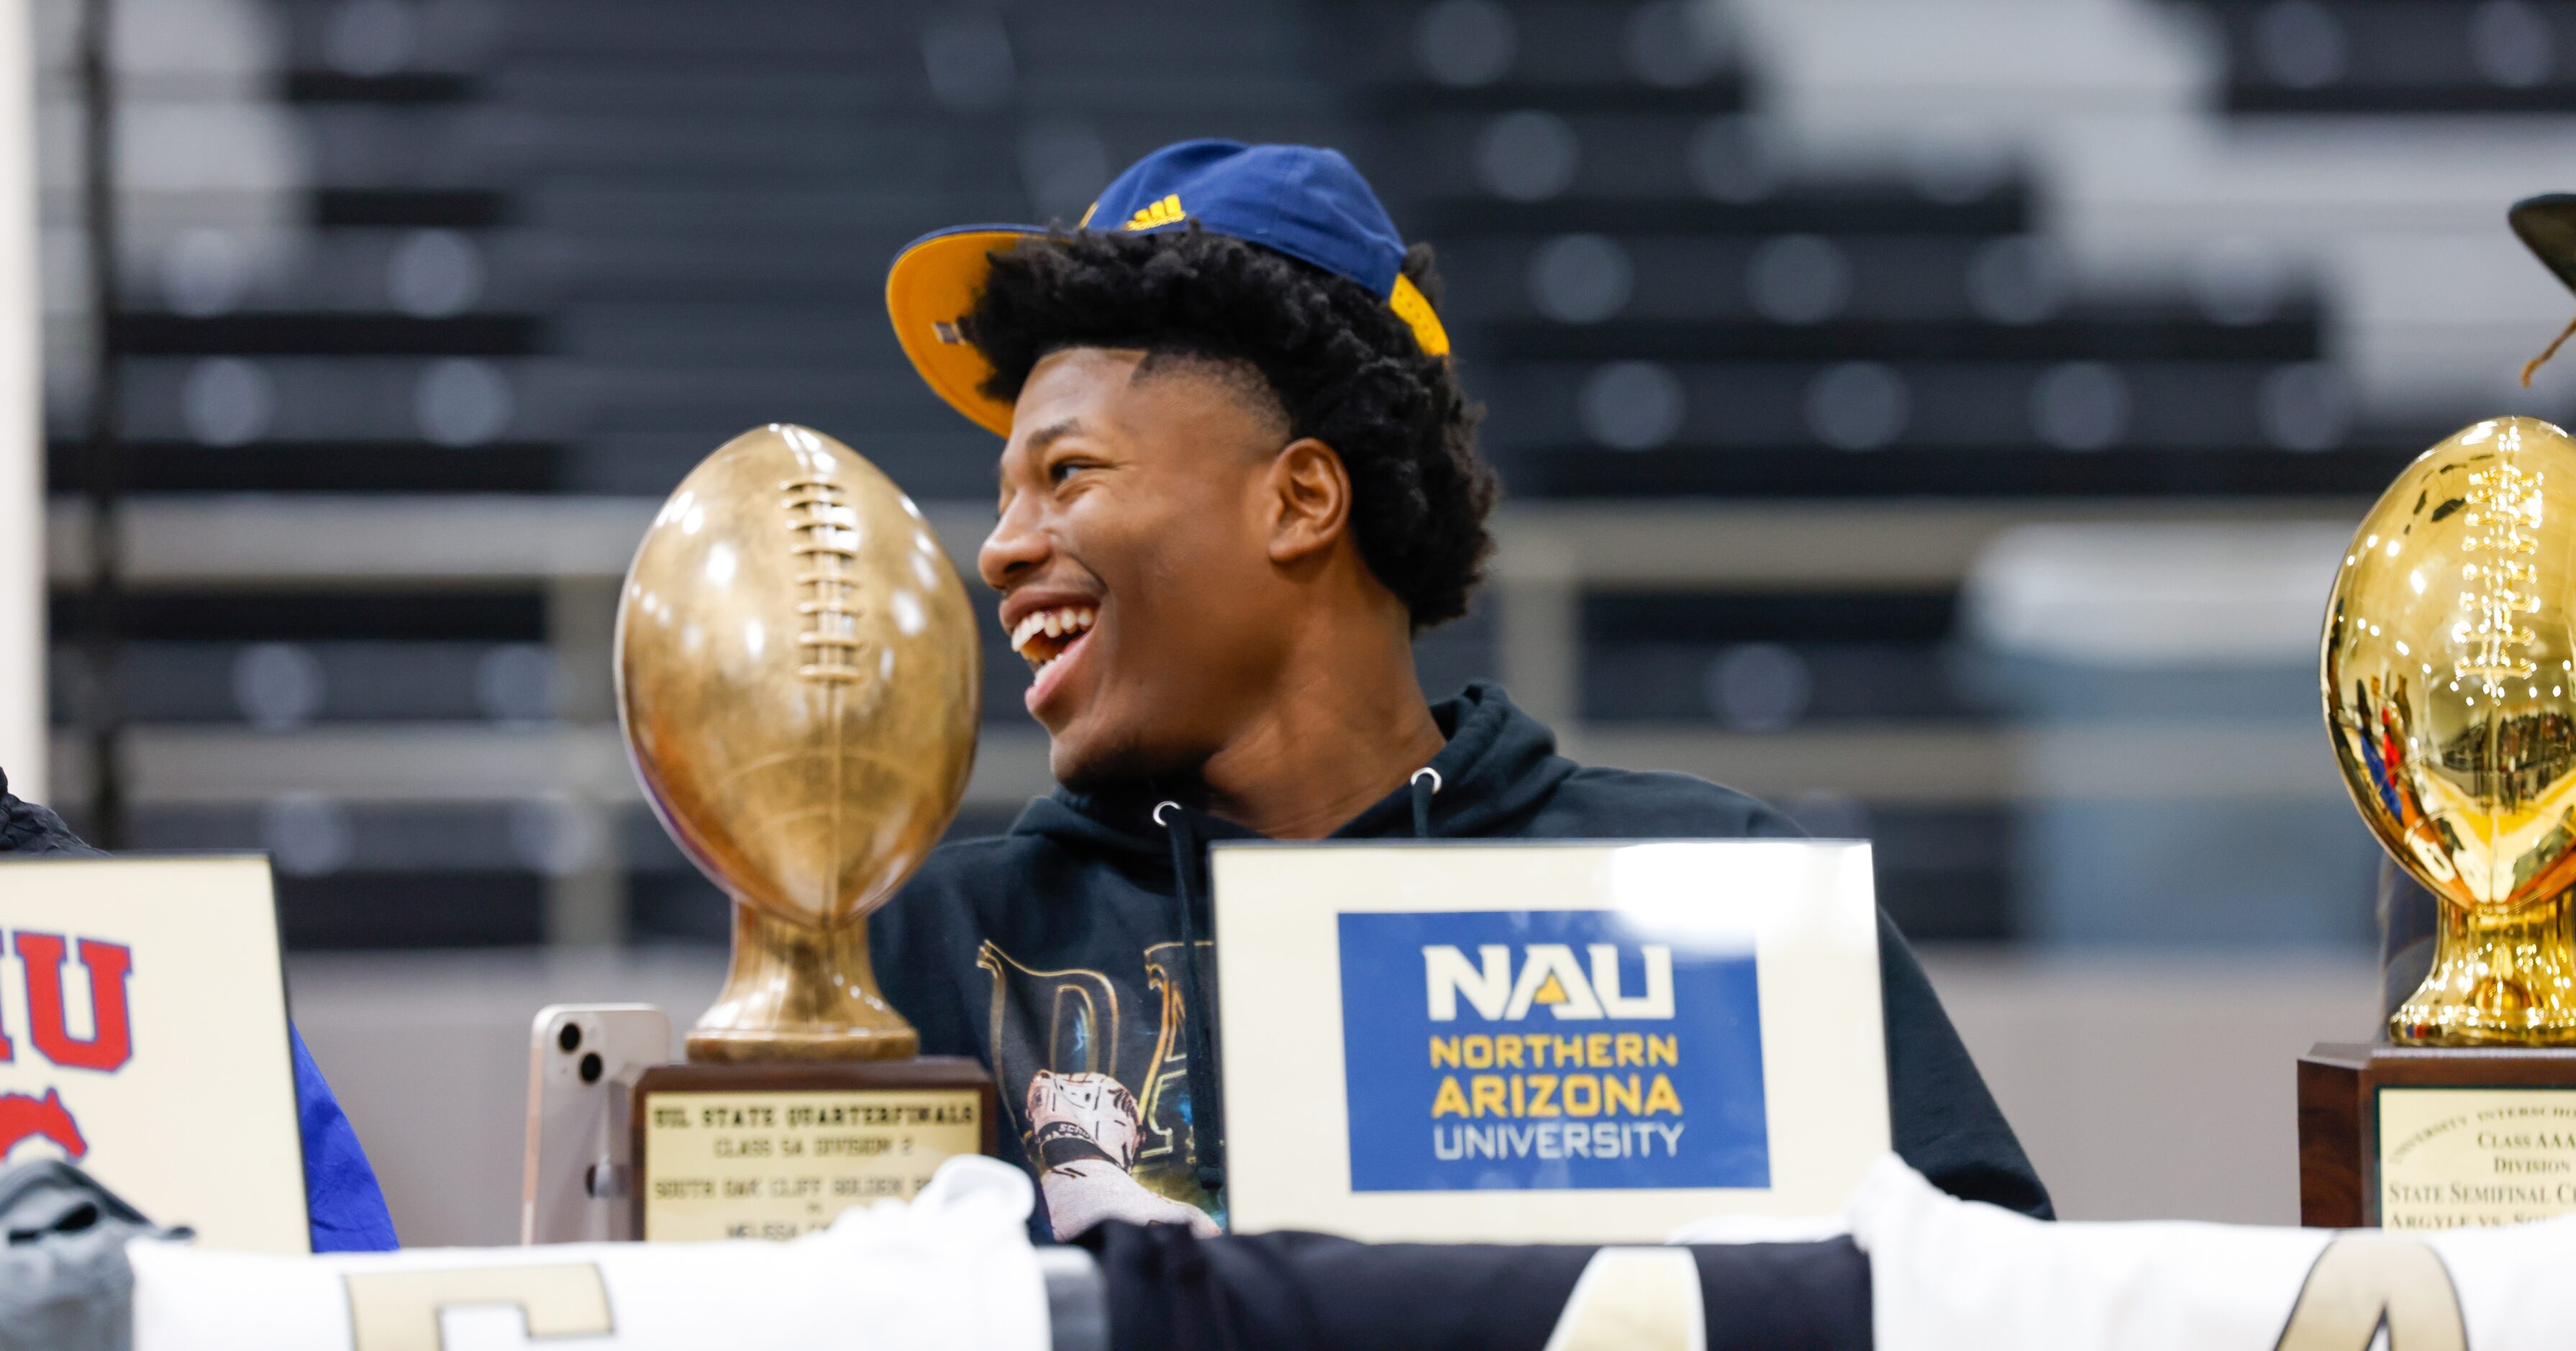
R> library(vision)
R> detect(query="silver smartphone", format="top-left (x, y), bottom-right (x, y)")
top-left (522, 1003), bottom-right (672, 1245)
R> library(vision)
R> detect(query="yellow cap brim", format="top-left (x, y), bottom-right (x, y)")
top-left (886, 227), bottom-right (1038, 438)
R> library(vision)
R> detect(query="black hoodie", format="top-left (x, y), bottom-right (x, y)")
top-left (873, 682), bottom-right (2051, 1238)
top-left (0, 770), bottom-right (101, 858)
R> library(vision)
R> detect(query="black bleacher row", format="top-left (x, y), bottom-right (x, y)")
top-left (2178, 0), bottom-right (2576, 113)
top-left (42, 0), bottom-right (2479, 947)
top-left (45, 0), bottom-right (1352, 942)
top-left (1335, 0), bottom-right (2450, 499)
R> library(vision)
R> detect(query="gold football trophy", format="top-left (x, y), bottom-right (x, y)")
top-left (2303, 416), bottom-right (2576, 1228)
top-left (2322, 415), bottom-right (2576, 1047)
top-left (614, 424), bottom-right (997, 1240)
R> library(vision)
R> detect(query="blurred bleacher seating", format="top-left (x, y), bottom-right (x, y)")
top-left (2186, 0), bottom-right (2576, 114)
top-left (37, 0), bottom-right (2576, 949)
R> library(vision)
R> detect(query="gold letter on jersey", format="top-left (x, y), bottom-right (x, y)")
top-left (2274, 1235), bottom-right (2465, 1351)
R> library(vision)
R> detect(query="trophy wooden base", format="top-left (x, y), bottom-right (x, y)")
top-left (2296, 1041), bottom-right (2576, 1229)
top-left (629, 1056), bottom-right (999, 1242)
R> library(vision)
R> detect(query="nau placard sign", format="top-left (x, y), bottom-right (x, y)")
top-left (1213, 840), bottom-right (1890, 1243)
top-left (1337, 910), bottom-right (1767, 1191)
top-left (0, 856), bottom-right (309, 1252)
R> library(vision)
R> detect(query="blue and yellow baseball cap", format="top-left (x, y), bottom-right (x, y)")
top-left (886, 139), bottom-right (1451, 437)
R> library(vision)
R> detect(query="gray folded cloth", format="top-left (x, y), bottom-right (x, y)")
top-left (0, 1160), bottom-right (183, 1351)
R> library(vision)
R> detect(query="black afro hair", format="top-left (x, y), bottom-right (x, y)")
top-left (962, 227), bottom-right (1498, 630)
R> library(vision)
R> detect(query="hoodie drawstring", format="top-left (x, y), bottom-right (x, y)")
top-left (1408, 767), bottom-right (1442, 839)
top-left (1155, 800), bottom-right (1228, 1198)
top-left (1152, 765), bottom-right (1440, 1199)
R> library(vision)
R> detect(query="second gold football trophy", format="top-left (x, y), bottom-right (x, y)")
top-left (2324, 416), bottom-right (2576, 1047)
top-left (615, 423), bottom-right (995, 1241)
top-left (2305, 415), bottom-right (2576, 1227)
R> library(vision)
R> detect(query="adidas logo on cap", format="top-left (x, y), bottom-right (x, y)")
top-left (1122, 194), bottom-right (1185, 230)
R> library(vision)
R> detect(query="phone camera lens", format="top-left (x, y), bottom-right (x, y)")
top-left (579, 1051), bottom-right (603, 1085)
top-left (557, 1024), bottom-right (583, 1054)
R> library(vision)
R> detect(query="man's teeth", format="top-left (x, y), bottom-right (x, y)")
top-left (1010, 606), bottom-right (1096, 662)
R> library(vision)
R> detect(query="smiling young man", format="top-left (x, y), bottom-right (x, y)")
top-left (871, 140), bottom-right (2049, 1240)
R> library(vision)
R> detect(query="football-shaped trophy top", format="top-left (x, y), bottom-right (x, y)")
top-left (2324, 415), bottom-right (2576, 1043)
top-left (615, 424), bottom-right (979, 1060)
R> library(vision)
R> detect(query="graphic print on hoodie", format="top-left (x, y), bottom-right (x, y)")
top-left (976, 937), bottom-right (1224, 1234)
top-left (872, 682), bottom-right (2054, 1239)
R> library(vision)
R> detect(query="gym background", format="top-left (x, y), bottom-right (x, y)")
top-left (1, 0), bottom-right (2567, 1242)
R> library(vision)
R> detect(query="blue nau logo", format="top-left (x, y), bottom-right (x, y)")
top-left (1337, 911), bottom-right (1769, 1193)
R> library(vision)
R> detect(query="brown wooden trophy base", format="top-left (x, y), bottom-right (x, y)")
top-left (2296, 1042), bottom-right (2576, 1229)
top-left (629, 1057), bottom-right (999, 1242)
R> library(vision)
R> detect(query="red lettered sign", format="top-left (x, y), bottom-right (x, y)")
top-left (0, 856), bottom-right (306, 1252)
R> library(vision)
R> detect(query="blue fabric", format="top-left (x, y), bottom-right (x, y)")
top-left (290, 1027), bottom-right (399, 1252)
top-left (1083, 140), bottom-right (1407, 296)
top-left (895, 140), bottom-right (1411, 301)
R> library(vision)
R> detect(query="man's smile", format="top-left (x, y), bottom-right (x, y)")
top-left (1010, 602), bottom-right (1096, 673)
top-left (1003, 596), bottom-right (1101, 714)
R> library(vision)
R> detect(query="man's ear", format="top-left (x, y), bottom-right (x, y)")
top-left (1265, 437), bottom-right (1351, 565)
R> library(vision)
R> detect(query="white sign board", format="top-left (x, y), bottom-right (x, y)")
top-left (1213, 840), bottom-right (1889, 1243)
top-left (0, 855), bottom-right (308, 1251)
